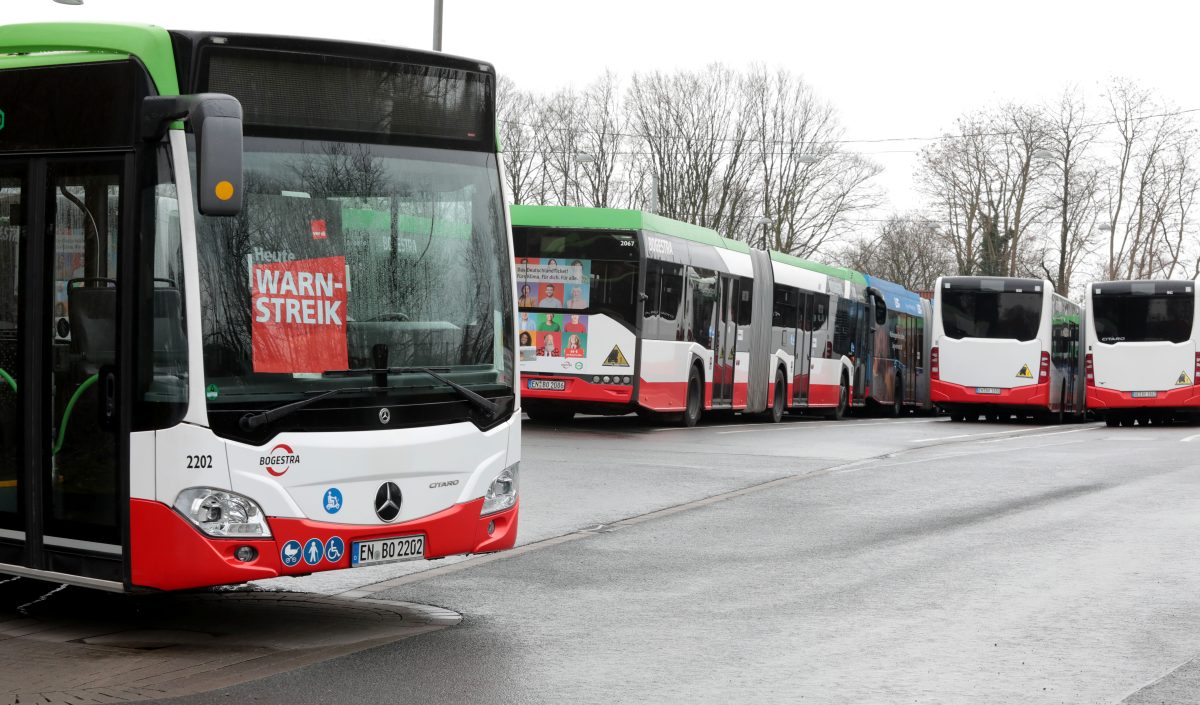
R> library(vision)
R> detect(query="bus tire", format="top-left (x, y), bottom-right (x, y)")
top-left (889, 378), bottom-right (902, 418)
top-left (763, 369), bottom-right (786, 424)
top-left (826, 375), bottom-right (849, 421)
top-left (680, 366), bottom-right (703, 428)
top-left (525, 406), bottom-right (575, 425)
top-left (950, 413), bottom-right (964, 422)
top-left (1105, 416), bottom-right (1119, 427)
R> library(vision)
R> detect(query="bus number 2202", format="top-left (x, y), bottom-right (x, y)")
top-left (186, 454), bottom-right (214, 469)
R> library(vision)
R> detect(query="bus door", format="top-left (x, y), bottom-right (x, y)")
top-left (795, 292), bottom-right (812, 404)
top-left (713, 275), bottom-right (738, 407)
top-left (0, 156), bottom-right (129, 588)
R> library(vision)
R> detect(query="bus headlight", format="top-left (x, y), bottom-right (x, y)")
top-left (481, 464), bottom-right (519, 516)
top-left (174, 487), bottom-right (272, 538)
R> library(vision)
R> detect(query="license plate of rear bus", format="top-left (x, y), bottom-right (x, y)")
top-left (1131, 391), bottom-right (1159, 398)
top-left (351, 535), bottom-right (425, 567)
top-left (975, 387), bottom-right (1002, 395)
top-left (528, 379), bottom-right (566, 391)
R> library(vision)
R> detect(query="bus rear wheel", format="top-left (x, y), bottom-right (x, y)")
top-left (525, 406), bottom-right (575, 425)
top-left (679, 367), bottom-right (703, 428)
top-left (763, 369), bottom-right (786, 424)
top-left (826, 376), bottom-right (848, 421)
top-left (889, 378), bottom-right (903, 418)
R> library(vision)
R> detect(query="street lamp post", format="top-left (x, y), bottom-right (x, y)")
top-left (432, 0), bottom-right (444, 51)
top-left (755, 217), bottom-right (771, 250)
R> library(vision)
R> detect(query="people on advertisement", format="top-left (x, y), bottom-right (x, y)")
top-left (564, 314), bottom-right (587, 333)
top-left (520, 312), bottom-right (534, 330)
top-left (518, 283), bottom-right (536, 308)
top-left (519, 331), bottom-right (534, 346)
top-left (566, 286), bottom-right (587, 309)
top-left (540, 333), bottom-right (558, 357)
top-left (538, 284), bottom-right (562, 308)
top-left (565, 334), bottom-right (584, 358)
top-left (541, 313), bottom-right (561, 332)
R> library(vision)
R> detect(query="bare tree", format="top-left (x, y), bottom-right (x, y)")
top-left (742, 67), bottom-right (881, 257)
top-left (839, 213), bottom-right (955, 291)
top-left (1039, 90), bottom-right (1101, 295)
top-left (626, 64), bottom-right (756, 234)
top-left (577, 71), bottom-right (625, 208)
top-left (496, 77), bottom-right (549, 205)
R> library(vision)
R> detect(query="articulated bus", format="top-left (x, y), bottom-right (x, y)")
top-left (931, 276), bottom-right (1085, 422)
top-left (511, 205), bottom-right (929, 425)
top-left (1086, 279), bottom-right (1200, 425)
top-left (0, 24), bottom-right (519, 592)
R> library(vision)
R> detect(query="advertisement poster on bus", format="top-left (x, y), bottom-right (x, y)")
top-left (251, 255), bottom-right (349, 373)
top-left (518, 312), bottom-right (589, 361)
top-left (516, 257), bottom-right (591, 310)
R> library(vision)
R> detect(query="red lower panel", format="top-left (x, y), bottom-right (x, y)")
top-left (1087, 384), bottom-right (1200, 410)
top-left (731, 381), bottom-right (748, 409)
top-left (638, 379), bottom-right (688, 412)
top-left (807, 382), bottom-right (841, 408)
top-left (932, 379), bottom-right (1048, 408)
top-left (129, 497), bottom-right (519, 592)
top-left (522, 374), bottom-right (633, 404)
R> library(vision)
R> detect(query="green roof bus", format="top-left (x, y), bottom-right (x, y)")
top-left (511, 205), bottom-right (930, 425)
top-left (0, 23), bottom-right (519, 592)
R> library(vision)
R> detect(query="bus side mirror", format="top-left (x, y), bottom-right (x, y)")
top-left (142, 93), bottom-right (244, 217)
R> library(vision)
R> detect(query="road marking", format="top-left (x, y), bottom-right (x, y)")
top-left (980, 427), bottom-right (1099, 443)
top-left (907, 426), bottom-right (1091, 443)
top-left (1182, 433), bottom-right (1200, 442)
top-left (717, 419), bottom-right (939, 434)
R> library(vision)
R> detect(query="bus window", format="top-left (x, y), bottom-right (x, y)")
top-left (643, 262), bottom-right (662, 324)
top-left (658, 264), bottom-right (685, 341)
top-left (941, 289), bottom-right (1042, 341)
top-left (0, 173), bottom-right (21, 529)
top-left (737, 279), bottom-right (754, 327)
top-left (1093, 291), bottom-right (1194, 344)
top-left (689, 267), bottom-right (718, 350)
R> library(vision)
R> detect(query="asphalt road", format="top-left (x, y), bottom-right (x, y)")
top-left (135, 413), bottom-right (1200, 704)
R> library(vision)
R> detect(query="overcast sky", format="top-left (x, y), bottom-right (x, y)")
top-left (9, 0), bottom-right (1200, 214)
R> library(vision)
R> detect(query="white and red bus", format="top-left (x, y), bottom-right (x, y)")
top-left (1086, 279), bottom-right (1200, 425)
top-left (931, 276), bottom-right (1085, 422)
top-left (511, 205), bottom-right (902, 425)
top-left (0, 24), bottom-right (519, 591)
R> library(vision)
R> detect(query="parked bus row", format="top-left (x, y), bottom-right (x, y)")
top-left (513, 206), bottom-right (1200, 429)
top-left (512, 205), bottom-right (933, 426)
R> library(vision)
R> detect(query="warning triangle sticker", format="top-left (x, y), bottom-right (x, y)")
top-left (1177, 371), bottom-right (1192, 385)
top-left (1016, 364), bottom-right (1033, 379)
top-left (603, 345), bottom-right (630, 367)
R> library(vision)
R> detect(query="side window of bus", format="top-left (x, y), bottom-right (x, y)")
top-left (643, 262), bottom-right (662, 323)
top-left (658, 264), bottom-right (685, 341)
top-left (773, 285), bottom-right (798, 353)
top-left (689, 267), bottom-right (718, 350)
top-left (737, 278), bottom-right (754, 327)
top-left (810, 294), bottom-right (830, 357)
top-left (135, 175), bottom-right (189, 431)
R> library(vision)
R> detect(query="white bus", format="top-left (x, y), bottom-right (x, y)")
top-left (931, 276), bottom-right (1085, 422)
top-left (1086, 279), bottom-right (1200, 425)
top-left (0, 23), bottom-right (519, 592)
top-left (511, 206), bottom-right (908, 425)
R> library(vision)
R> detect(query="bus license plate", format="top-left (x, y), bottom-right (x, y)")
top-left (975, 387), bottom-right (1002, 395)
top-left (1131, 391), bottom-right (1159, 398)
top-left (528, 379), bottom-right (566, 391)
top-left (351, 535), bottom-right (425, 567)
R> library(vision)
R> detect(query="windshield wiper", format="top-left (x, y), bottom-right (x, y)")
top-left (323, 366), bottom-right (501, 419)
top-left (238, 385), bottom-right (376, 431)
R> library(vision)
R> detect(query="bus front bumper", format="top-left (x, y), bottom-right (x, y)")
top-left (1087, 384), bottom-right (1200, 411)
top-left (129, 496), bottom-right (519, 592)
top-left (521, 374), bottom-right (634, 404)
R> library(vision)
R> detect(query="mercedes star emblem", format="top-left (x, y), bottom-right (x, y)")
top-left (375, 482), bottom-right (402, 522)
top-left (379, 407), bottom-right (391, 425)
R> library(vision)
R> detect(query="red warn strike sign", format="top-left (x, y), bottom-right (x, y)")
top-left (251, 256), bottom-right (348, 373)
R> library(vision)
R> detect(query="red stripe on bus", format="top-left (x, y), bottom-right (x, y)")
top-left (637, 380), bottom-right (689, 412)
top-left (931, 379), bottom-right (1049, 408)
top-left (521, 374), bottom-right (634, 404)
top-left (1087, 384), bottom-right (1200, 410)
top-left (129, 497), bottom-right (518, 592)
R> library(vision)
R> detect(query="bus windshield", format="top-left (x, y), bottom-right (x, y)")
top-left (195, 137), bottom-right (512, 413)
top-left (941, 289), bottom-right (1042, 341)
top-left (1093, 292), bottom-right (1194, 344)
top-left (513, 228), bottom-right (639, 325)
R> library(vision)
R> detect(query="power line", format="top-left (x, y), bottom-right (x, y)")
top-left (499, 106), bottom-right (1200, 150)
